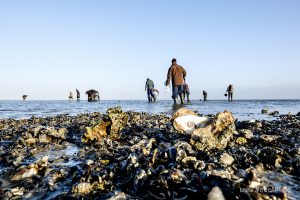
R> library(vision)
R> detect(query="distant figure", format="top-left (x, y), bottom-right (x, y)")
top-left (183, 82), bottom-right (190, 102)
top-left (69, 91), bottom-right (73, 101)
top-left (165, 58), bottom-right (187, 104)
top-left (86, 89), bottom-right (100, 102)
top-left (226, 84), bottom-right (234, 102)
top-left (145, 78), bottom-right (156, 102)
top-left (22, 95), bottom-right (28, 101)
top-left (76, 89), bottom-right (80, 101)
top-left (203, 91), bottom-right (207, 101)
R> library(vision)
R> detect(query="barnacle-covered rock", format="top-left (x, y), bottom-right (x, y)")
top-left (190, 110), bottom-right (235, 151)
top-left (82, 107), bottom-right (128, 143)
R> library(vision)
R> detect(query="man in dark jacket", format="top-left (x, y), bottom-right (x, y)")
top-left (165, 58), bottom-right (187, 104)
top-left (145, 78), bottom-right (155, 102)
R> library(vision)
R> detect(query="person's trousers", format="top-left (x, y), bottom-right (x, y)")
top-left (172, 85), bottom-right (184, 99)
top-left (147, 89), bottom-right (154, 102)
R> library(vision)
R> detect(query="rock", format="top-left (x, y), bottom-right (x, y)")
top-left (268, 111), bottom-right (279, 116)
top-left (171, 108), bottom-right (198, 120)
top-left (239, 129), bottom-right (253, 139)
top-left (261, 108), bottom-right (269, 114)
top-left (207, 186), bottom-right (225, 200)
top-left (11, 165), bottom-right (38, 181)
top-left (219, 153), bottom-right (235, 166)
top-left (11, 187), bottom-right (24, 196)
top-left (107, 107), bottom-right (128, 140)
top-left (72, 182), bottom-right (93, 195)
top-left (107, 192), bottom-right (127, 200)
top-left (260, 134), bottom-right (281, 142)
top-left (171, 108), bottom-right (210, 134)
top-left (236, 169), bottom-right (247, 178)
top-left (82, 107), bottom-right (128, 143)
top-left (190, 110), bottom-right (235, 151)
top-left (82, 117), bottom-right (110, 143)
top-left (47, 127), bottom-right (68, 140)
top-left (236, 137), bottom-right (247, 145)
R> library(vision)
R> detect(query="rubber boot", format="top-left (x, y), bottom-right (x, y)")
top-left (173, 98), bottom-right (177, 104)
top-left (179, 94), bottom-right (184, 104)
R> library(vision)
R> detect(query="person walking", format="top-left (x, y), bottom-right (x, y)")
top-left (226, 84), bottom-right (234, 102)
top-left (145, 78), bottom-right (155, 102)
top-left (203, 90), bottom-right (207, 101)
top-left (183, 82), bottom-right (190, 102)
top-left (76, 89), bottom-right (80, 101)
top-left (68, 91), bottom-right (73, 101)
top-left (165, 58), bottom-right (187, 104)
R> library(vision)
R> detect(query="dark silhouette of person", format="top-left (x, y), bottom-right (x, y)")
top-left (226, 84), bottom-right (234, 102)
top-left (22, 95), bottom-right (28, 101)
top-left (203, 91), bottom-right (207, 101)
top-left (69, 91), bottom-right (73, 101)
top-left (165, 58), bottom-right (187, 104)
top-left (145, 78), bottom-right (156, 102)
top-left (86, 89), bottom-right (99, 102)
top-left (76, 89), bottom-right (80, 101)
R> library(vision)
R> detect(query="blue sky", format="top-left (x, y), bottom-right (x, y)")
top-left (0, 0), bottom-right (299, 100)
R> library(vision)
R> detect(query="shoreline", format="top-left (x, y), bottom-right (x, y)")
top-left (0, 109), bottom-right (299, 199)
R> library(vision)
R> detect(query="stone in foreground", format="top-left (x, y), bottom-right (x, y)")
top-left (190, 110), bottom-right (235, 151)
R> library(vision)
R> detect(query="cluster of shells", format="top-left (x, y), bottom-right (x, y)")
top-left (0, 107), bottom-right (299, 199)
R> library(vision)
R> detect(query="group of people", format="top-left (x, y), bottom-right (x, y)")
top-left (68, 89), bottom-right (100, 102)
top-left (145, 58), bottom-right (234, 104)
top-left (68, 89), bottom-right (81, 101)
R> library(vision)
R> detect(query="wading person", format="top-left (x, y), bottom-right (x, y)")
top-left (145, 78), bottom-right (155, 102)
top-left (226, 84), bottom-right (234, 102)
top-left (165, 58), bottom-right (187, 104)
top-left (203, 90), bottom-right (207, 101)
top-left (69, 91), bottom-right (73, 101)
top-left (76, 89), bottom-right (80, 101)
top-left (183, 82), bottom-right (190, 102)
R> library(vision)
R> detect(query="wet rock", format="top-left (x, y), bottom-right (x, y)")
top-left (171, 108), bottom-right (210, 134)
top-left (82, 107), bottom-right (128, 143)
top-left (219, 153), bottom-right (235, 166)
top-left (11, 165), bottom-right (38, 181)
top-left (207, 186), bottom-right (225, 200)
top-left (190, 110), bottom-right (235, 151)
top-left (107, 191), bottom-right (127, 200)
top-left (82, 117), bottom-right (110, 143)
top-left (260, 134), bottom-right (281, 142)
top-left (107, 107), bottom-right (128, 140)
top-left (236, 137), bottom-right (247, 145)
top-left (72, 182), bottom-right (93, 195)
top-left (261, 108), bottom-right (269, 114)
top-left (269, 111), bottom-right (279, 116)
top-left (239, 129), bottom-right (253, 139)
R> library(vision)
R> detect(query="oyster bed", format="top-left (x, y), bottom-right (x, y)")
top-left (0, 109), bottom-right (299, 200)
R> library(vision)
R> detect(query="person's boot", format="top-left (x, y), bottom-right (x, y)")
top-left (173, 98), bottom-right (177, 104)
top-left (179, 94), bottom-right (184, 104)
